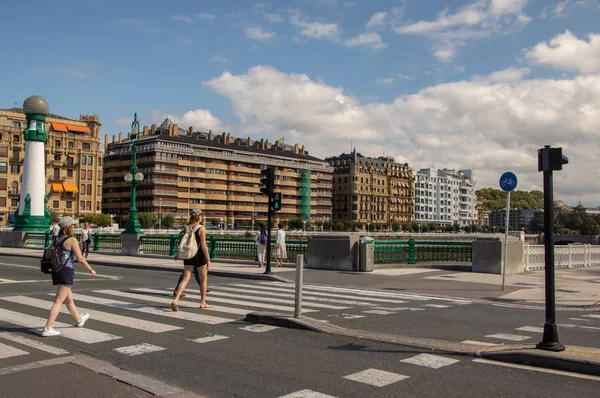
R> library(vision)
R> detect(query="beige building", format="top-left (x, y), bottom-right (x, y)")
top-left (102, 119), bottom-right (333, 227)
top-left (325, 150), bottom-right (415, 226)
top-left (0, 107), bottom-right (103, 225)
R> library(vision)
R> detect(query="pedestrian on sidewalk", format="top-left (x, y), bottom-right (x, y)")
top-left (255, 223), bottom-right (268, 267)
top-left (172, 209), bottom-right (211, 311)
top-left (50, 221), bottom-right (59, 244)
top-left (274, 223), bottom-right (287, 267)
top-left (41, 216), bottom-right (96, 337)
top-left (80, 223), bottom-right (92, 258)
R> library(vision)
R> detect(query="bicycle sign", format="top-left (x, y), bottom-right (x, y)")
top-left (499, 172), bottom-right (517, 192)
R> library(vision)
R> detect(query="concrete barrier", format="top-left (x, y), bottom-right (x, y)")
top-left (306, 235), bottom-right (359, 271)
top-left (120, 234), bottom-right (141, 256)
top-left (472, 237), bottom-right (524, 274)
top-left (0, 231), bottom-right (27, 248)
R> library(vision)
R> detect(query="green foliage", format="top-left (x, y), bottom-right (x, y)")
top-left (137, 212), bottom-right (157, 229)
top-left (160, 213), bottom-right (176, 229)
top-left (287, 218), bottom-right (304, 230)
top-left (89, 213), bottom-right (112, 227)
top-left (323, 221), bottom-right (333, 231)
top-left (49, 211), bottom-right (60, 223)
top-left (332, 222), bottom-right (344, 231)
top-left (557, 212), bottom-right (600, 235)
top-left (477, 188), bottom-right (543, 211)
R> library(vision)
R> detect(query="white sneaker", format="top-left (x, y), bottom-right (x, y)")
top-left (41, 327), bottom-right (60, 337)
top-left (76, 313), bottom-right (90, 328)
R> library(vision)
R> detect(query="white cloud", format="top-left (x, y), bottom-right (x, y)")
top-left (197, 13), bottom-right (215, 20)
top-left (157, 109), bottom-right (229, 133)
top-left (171, 15), bottom-right (194, 23)
top-left (203, 65), bottom-right (600, 204)
top-left (289, 8), bottom-right (340, 40)
top-left (211, 54), bottom-right (230, 63)
top-left (345, 32), bottom-right (387, 49)
top-left (376, 77), bottom-right (395, 86)
top-left (366, 12), bottom-right (387, 28)
top-left (487, 66), bottom-right (531, 81)
top-left (394, 0), bottom-right (531, 60)
top-left (525, 30), bottom-right (600, 74)
top-left (264, 12), bottom-right (284, 23)
top-left (540, 0), bottom-right (571, 18)
top-left (245, 26), bottom-right (276, 40)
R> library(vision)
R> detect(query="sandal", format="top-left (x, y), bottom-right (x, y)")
top-left (171, 302), bottom-right (179, 312)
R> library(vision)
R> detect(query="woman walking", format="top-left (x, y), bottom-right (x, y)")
top-left (42, 216), bottom-right (96, 337)
top-left (274, 223), bottom-right (287, 267)
top-left (80, 223), bottom-right (92, 258)
top-left (255, 223), bottom-right (268, 267)
top-left (172, 209), bottom-right (211, 311)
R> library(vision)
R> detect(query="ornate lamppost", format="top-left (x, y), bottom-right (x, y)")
top-left (121, 113), bottom-right (144, 235)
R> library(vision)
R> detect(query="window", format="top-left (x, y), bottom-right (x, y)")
top-left (87, 171), bottom-right (92, 180)
top-left (82, 143), bottom-right (91, 150)
top-left (11, 164), bottom-right (20, 173)
top-left (55, 140), bottom-right (61, 147)
top-left (86, 201), bottom-right (91, 210)
top-left (81, 185), bottom-right (86, 195)
top-left (80, 201), bottom-right (85, 211)
top-left (13, 135), bottom-right (20, 142)
top-left (12, 121), bottom-right (21, 128)
top-left (81, 155), bottom-right (87, 164)
top-left (53, 200), bottom-right (59, 208)
top-left (81, 170), bottom-right (87, 179)
top-left (88, 156), bottom-right (92, 166)
top-left (0, 162), bottom-right (6, 173)
top-left (0, 147), bottom-right (7, 157)
top-left (11, 181), bottom-right (18, 195)
top-left (68, 141), bottom-right (74, 148)
top-left (0, 178), bottom-right (6, 190)
top-left (0, 197), bottom-right (5, 207)
top-left (87, 184), bottom-right (92, 194)
top-left (11, 199), bottom-right (18, 207)
top-left (66, 201), bottom-right (72, 209)
top-left (67, 169), bottom-right (73, 177)
top-left (97, 157), bottom-right (102, 166)
top-left (54, 154), bottom-right (61, 161)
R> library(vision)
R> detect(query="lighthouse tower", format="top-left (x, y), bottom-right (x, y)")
top-left (13, 96), bottom-right (51, 232)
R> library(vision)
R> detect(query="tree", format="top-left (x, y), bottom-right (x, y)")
top-left (90, 213), bottom-right (111, 227)
top-left (287, 218), bottom-right (304, 230)
top-left (391, 222), bottom-right (401, 232)
top-left (402, 222), bottom-right (412, 232)
top-left (161, 213), bottom-right (176, 229)
top-left (50, 211), bottom-right (60, 224)
top-left (137, 212), bottom-right (157, 229)
top-left (323, 221), bottom-right (333, 231)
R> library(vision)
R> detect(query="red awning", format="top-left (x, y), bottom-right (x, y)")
top-left (66, 124), bottom-right (91, 133)
top-left (51, 122), bottom-right (68, 132)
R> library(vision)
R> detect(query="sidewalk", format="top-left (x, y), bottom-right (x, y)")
top-left (2, 247), bottom-right (600, 377)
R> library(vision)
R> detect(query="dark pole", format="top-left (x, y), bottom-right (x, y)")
top-left (264, 191), bottom-right (273, 275)
top-left (537, 155), bottom-right (565, 351)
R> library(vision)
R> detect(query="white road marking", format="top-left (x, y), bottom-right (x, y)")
top-left (569, 318), bottom-right (589, 321)
top-left (279, 390), bottom-right (338, 398)
top-left (114, 343), bottom-right (165, 356)
top-left (341, 314), bottom-right (365, 319)
top-left (132, 288), bottom-right (250, 315)
top-left (516, 326), bottom-right (544, 333)
top-left (557, 324), bottom-right (577, 328)
top-left (0, 308), bottom-right (121, 344)
top-left (461, 340), bottom-right (498, 346)
top-left (400, 353), bottom-right (460, 369)
top-left (423, 304), bottom-right (450, 308)
top-left (0, 278), bottom-right (16, 283)
top-left (343, 368), bottom-right (409, 387)
top-left (473, 358), bottom-right (600, 381)
top-left (580, 326), bottom-right (600, 330)
top-left (408, 308), bottom-right (425, 311)
top-left (0, 342), bottom-right (29, 359)
top-left (1, 296), bottom-right (181, 334)
top-left (362, 310), bottom-right (396, 315)
top-left (189, 335), bottom-right (229, 344)
top-left (582, 314), bottom-right (600, 319)
top-left (0, 262), bottom-right (121, 280)
top-left (0, 332), bottom-right (69, 355)
top-left (372, 306), bottom-right (407, 311)
top-left (485, 333), bottom-right (531, 342)
top-left (239, 325), bottom-right (279, 333)
top-left (73, 292), bottom-right (232, 325)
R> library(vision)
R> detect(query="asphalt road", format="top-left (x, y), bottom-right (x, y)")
top-left (1, 255), bottom-right (599, 397)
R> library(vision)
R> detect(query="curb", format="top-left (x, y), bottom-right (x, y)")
top-left (244, 312), bottom-right (600, 376)
top-left (484, 297), bottom-right (600, 310)
top-left (0, 354), bottom-right (207, 397)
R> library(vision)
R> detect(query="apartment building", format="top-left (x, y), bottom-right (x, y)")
top-left (0, 107), bottom-right (103, 225)
top-left (102, 119), bottom-right (333, 226)
top-left (489, 208), bottom-right (542, 230)
top-left (325, 150), bottom-right (415, 226)
top-left (415, 168), bottom-right (477, 226)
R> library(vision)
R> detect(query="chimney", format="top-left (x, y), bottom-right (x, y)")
top-left (208, 130), bottom-right (213, 140)
top-left (260, 138), bottom-right (265, 149)
top-left (265, 140), bottom-right (270, 149)
top-left (112, 135), bottom-right (116, 143)
top-left (151, 124), bottom-right (156, 135)
top-left (104, 135), bottom-right (108, 149)
top-left (188, 126), bottom-right (193, 135)
top-left (168, 124), bottom-right (173, 135)
top-left (247, 137), bottom-right (252, 146)
top-left (143, 126), bottom-right (149, 136)
top-left (173, 124), bottom-right (178, 135)
top-left (294, 143), bottom-right (299, 153)
top-left (221, 132), bottom-right (226, 143)
top-left (301, 145), bottom-right (305, 155)
top-left (226, 133), bottom-right (231, 144)
top-left (118, 132), bottom-right (122, 143)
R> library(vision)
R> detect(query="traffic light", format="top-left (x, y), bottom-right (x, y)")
top-left (271, 192), bottom-right (281, 212)
top-left (538, 146), bottom-right (568, 172)
top-left (260, 167), bottom-right (274, 195)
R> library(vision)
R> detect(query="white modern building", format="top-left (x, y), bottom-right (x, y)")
top-left (414, 168), bottom-right (477, 227)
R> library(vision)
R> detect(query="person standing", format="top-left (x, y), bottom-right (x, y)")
top-left (172, 209), bottom-right (211, 311)
top-left (275, 223), bottom-right (287, 267)
top-left (41, 216), bottom-right (96, 337)
top-left (51, 221), bottom-right (60, 244)
top-left (80, 223), bottom-right (91, 258)
top-left (255, 223), bottom-right (268, 267)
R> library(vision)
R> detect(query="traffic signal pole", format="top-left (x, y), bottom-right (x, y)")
top-left (260, 167), bottom-right (275, 275)
top-left (265, 192), bottom-right (273, 275)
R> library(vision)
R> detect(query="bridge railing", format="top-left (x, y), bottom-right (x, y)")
top-left (375, 239), bottom-right (472, 265)
top-left (524, 244), bottom-right (600, 270)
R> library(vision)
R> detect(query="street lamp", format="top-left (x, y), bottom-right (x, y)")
top-left (159, 198), bottom-right (162, 230)
top-left (121, 113), bottom-right (144, 235)
top-left (303, 219), bottom-right (307, 234)
top-left (367, 221), bottom-right (371, 233)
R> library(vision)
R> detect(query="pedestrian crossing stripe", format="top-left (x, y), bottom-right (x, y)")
top-left (0, 332), bottom-right (69, 355)
top-left (0, 296), bottom-right (182, 334)
top-left (0, 308), bottom-right (121, 344)
top-left (0, 342), bottom-right (29, 359)
top-left (189, 335), bottom-right (229, 344)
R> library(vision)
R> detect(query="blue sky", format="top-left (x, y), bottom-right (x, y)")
top-left (1, 0), bottom-right (599, 205)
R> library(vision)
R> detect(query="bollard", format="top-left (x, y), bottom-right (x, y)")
top-left (294, 254), bottom-right (304, 318)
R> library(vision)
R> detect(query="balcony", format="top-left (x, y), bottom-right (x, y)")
top-left (9, 157), bottom-right (23, 164)
top-left (48, 176), bottom-right (66, 182)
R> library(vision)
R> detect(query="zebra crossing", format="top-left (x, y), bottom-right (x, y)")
top-left (0, 281), bottom-right (471, 364)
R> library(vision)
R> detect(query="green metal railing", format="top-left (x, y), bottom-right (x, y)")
top-left (375, 239), bottom-right (472, 264)
top-left (92, 234), bottom-right (122, 252)
top-left (207, 236), bottom-right (308, 262)
top-left (139, 235), bottom-right (178, 255)
top-left (24, 232), bottom-right (49, 248)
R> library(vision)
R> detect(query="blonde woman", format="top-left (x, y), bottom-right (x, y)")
top-left (42, 216), bottom-right (96, 337)
top-left (172, 209), bottom-right (212, 311)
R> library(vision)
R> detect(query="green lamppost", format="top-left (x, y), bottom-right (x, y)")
top-left (121, 113), bottom-right (144, 235)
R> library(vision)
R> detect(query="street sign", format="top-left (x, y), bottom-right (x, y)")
top-left (499, 172), bottom-right (517, 192)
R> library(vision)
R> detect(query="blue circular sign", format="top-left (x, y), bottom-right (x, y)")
top-left (499, 172), bottom-right (518, 192)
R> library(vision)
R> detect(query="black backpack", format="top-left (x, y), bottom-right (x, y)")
top-left (40, 239), bottom-right (72, 274)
